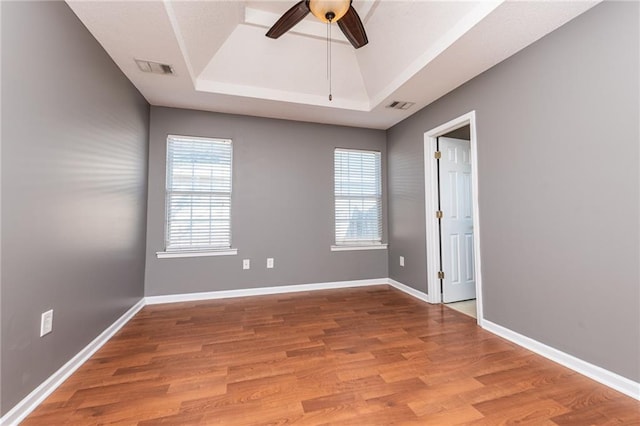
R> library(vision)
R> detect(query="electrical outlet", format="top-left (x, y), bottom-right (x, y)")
top-left (267, 258), bottom-right (274, 269)
top-left (40, 309), bottom-right (53, 337)
top-left (243, 259), bottom-right (250, 270)
top-left (400, 256), bottom-right (405, 267)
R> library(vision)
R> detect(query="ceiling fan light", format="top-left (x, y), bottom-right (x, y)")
top-left (309, 0), bottom-right (350, 23)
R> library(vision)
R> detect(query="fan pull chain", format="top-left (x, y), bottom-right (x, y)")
top-left (326, 21), bottom-right (329, 80)
top-left (329, 21), bottom-right (332, 101)
top-left (326, 19), bottom-right (333, 101)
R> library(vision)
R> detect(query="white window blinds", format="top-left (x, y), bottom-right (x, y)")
top-left (165, 135), bottom-right (232, 252)
top-left (334, 148), bottom-right (382, 245)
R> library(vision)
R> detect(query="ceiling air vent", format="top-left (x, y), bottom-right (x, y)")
top-left (135, 59), bottom-right (174, 75)
top-left (385, 101), bottom-right (415, 110)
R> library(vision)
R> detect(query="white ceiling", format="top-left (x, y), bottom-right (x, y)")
top-left (66, 0), bottom-right (599, 130)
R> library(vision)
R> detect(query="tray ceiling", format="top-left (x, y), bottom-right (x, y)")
top-left (67, 0), bottom-right (599, 129)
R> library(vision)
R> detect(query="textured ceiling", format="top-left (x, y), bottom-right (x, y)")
top-left (66, 0), bottom-right (599, 129)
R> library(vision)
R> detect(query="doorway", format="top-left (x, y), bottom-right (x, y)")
top-left (424, 112), bottom-right (483, 324)
top-left (438, 133), bottom-right (475, 303)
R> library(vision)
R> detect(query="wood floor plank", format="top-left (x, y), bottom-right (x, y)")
top-left (22, 285), bottom-right (640, 425)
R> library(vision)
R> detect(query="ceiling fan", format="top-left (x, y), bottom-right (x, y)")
top-left (266, 0), bottom-right (368, 49)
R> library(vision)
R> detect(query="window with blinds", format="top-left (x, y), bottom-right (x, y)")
top-left (165, 135), bottom-right (232, 252)
top-left (334, 148), bottom-right (382, 245)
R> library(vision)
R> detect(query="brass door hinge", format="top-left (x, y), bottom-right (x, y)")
top-left (438, 271), bottom-right (445, 280)
top-left (434, 151), bottom-right (442, 159)
top-left (436, 210), bottom-right (443, 219)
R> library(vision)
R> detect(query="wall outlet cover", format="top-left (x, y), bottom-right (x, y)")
top-left (267, 258), bottom-right (274, 269)
top-left (400, 256), bottom-right (405, 267)
top-left (40, 309), bottom-right (53, 337)
top-left (243, 259), bottom-right (250, 270)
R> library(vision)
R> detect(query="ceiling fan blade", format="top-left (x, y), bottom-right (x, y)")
top-left (266, 1), bottom-right (310, 39)
top-left (337, 6), bottom-right (368, 49)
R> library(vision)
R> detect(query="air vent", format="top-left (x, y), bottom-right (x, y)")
top-left (135, 59), bottom-right (174, 75)
top-left (385, 100), bottom-right (415, 110)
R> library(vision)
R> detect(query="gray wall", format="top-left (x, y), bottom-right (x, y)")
top-left (1, 1), bottom-right (149, 414)
top-left (388, 1), bottom-right (639, 381)
top-left (145, 107), bottom-right (388, 296)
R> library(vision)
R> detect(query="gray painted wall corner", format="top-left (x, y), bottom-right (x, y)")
top-left (387, 1), bottom-right (640, 381)
top-left (386, 124), bottom-right (428, 294)
top-left (144, 107), bottom-right (388, 296)
top-left (1, 1), bottom-right (149, 414)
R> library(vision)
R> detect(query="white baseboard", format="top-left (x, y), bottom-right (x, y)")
top-left (482, 320), bottom-right (640, 401)
top-left (387, 278), bottom-right (431, 304)
top-left (3, 279), bottom-right (387, 424)
top-left (0, 299), bottom-right (146, 426)
top-left (5, 281), bottom-right (638, 425)
top-left (145, 278), bottom-right (389, 305)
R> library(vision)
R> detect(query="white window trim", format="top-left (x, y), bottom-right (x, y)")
top-left (163, 135), bottom-right (233, 254)
top-left (331, 244), bottom-right (388, 252)
top-left (334, 148), bottom-right (383, 246)
top-left (156, 249), bottom-right (238, 259)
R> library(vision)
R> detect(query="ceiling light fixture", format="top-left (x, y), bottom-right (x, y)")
top-left (309, 0), bottom-right (350, 23)
top-left (266, 0), bottom-right (367, 102)
top-left (266, 0), bottom-right (367, 48)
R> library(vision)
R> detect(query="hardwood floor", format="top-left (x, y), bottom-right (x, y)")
top-left (23, 286), bottom-right (639, 425)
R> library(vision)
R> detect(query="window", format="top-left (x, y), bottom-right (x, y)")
top-left (160, 135), bottom-right (234, 257)
top-left (333, 148), bottom-right (385, 249)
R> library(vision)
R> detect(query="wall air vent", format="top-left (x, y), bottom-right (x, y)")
top-left (385, 101), bottom-right (415, 110)
top-left (135, 59), bottom-right (174, 75)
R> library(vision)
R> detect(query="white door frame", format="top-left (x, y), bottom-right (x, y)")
top-left (423, 111), bottom-right (484, 325)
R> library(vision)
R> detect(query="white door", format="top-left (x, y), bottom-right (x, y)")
top-left (439, 137), bottom-right (476, 303)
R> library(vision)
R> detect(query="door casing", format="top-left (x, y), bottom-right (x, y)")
top-left (423, 111), bottom-right (484, 325)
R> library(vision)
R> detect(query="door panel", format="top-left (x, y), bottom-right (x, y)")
top-left (465, 233), bottom-right (475, 282)
top-left (440, 137), bottom-right (476, 303)
top-left (449, 234), bottom-right (460, 284)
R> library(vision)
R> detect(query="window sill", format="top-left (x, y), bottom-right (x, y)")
top-left (331, 244), bottom-right (388, 252)
top-left (156, 249), bottom-right (238, 259)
